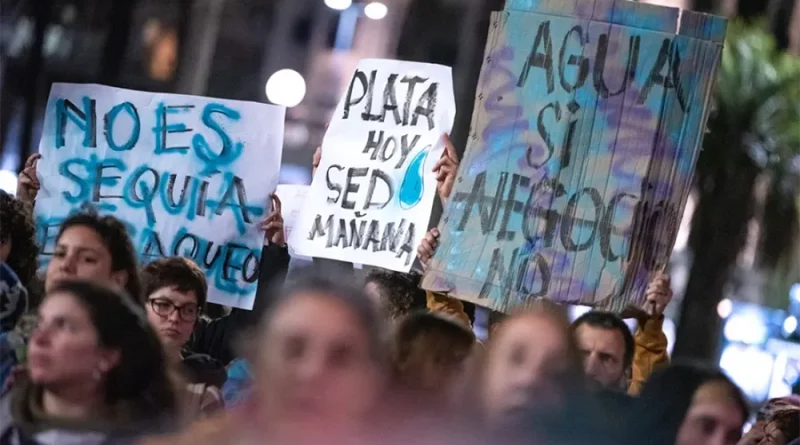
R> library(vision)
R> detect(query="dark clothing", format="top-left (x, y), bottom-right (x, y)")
top-left (190, 243), bottom-right (290, 365)
top-left (0, 379), bottom-right (164, 445)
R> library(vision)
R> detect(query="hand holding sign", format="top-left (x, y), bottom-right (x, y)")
top-left (291, 59), bottom-right (455, 272)
top-left (417, 227), bottom-right (440, 271)
top-left (644, 272), bottom-right (672, 317)
top-left (259, 194), bottom-right (286, 247)
top-left (17, 154), bottom-right (41, 204)
top-left (432, 134), bottom-right (459, 203)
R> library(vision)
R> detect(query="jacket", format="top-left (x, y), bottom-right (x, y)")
top-left (628, 316), bottom-right (669, 395)
top-left (190, 243), bottom-right (290, 365)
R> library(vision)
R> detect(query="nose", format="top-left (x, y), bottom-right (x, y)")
top-left (58, 252), bottom-right (78, 274)
top-left (31, 322), bottom-right (53, 347)
top-left (167, 308), bottom-right (182, 323)
top-left (294, 354), bottom-right (324, 384)
top-left (584, 353), bottom-right (602, 377)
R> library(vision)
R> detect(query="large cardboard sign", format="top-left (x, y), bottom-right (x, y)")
top-left (291, 59), bottom-right (455, 272)
top-left (35, 83), bottom-right (285, 309)
top-left (422, 0), bottom-right (727, 312)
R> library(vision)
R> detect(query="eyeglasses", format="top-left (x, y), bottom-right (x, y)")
top-left (148, 298), bottom-right (199, 322)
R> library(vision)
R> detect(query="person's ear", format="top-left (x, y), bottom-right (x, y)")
top-left (110, 270), bottom-right (129, 290)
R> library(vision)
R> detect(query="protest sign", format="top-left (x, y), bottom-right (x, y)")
top-left (273, 184), bottom-right (311, 261)
top-left (34, 83), bottom-right (285, 309)
top-left (290, 59), bottom-right (456, 272)
top-left (422, 0), bottom-right (727, 313)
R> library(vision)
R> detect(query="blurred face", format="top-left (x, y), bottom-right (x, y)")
top-left (676, 381), bottom-right (745, 445)
top-left (146, 286), bottom-right (198, 352)
top-left (28, 292), bottom-right (119, 390)
top-left (483, 314), bottom-right (572, 425)
top-left (574, 324), bottom-right (627, 391)
top-left (256, 292), bottom-right (383, 437)
top-left (45, 225), bottom-right (127, 292)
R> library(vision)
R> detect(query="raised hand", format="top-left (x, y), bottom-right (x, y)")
top-left (417, 228), bottom-right (440, 271)
top-left (311, 146), bottom-right (321, 177)
top-left (432, 134), bottom-right (459, 203)
top-left (17, 153), bottom-right (42, 204)
top-left (644, 272), bottom-right (672, 318)
top-left (259, 194), bottom-right (286, 247)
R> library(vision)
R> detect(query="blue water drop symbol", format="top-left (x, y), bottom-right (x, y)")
top-left (398, 147), bottom-right (429, 209)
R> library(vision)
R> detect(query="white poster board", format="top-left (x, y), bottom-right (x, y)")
top-left (34, 83), bottom-right (285, 309)
top-left (290, 59), bottom-right (455, 272)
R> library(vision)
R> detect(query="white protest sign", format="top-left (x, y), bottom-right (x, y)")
top-left (34, 83), bottom-right (285, 309)
top-left (291, 59), bottom-right (455, 272)
top-left (272, 184), bottom-right (311, 261)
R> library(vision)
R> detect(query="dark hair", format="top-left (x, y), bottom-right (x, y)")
top-left (47, 280), bottom-right (181, 424)
top-left (632, 363), bottom-right (748, 445)
top-left (0, 191), bottom-right (39, 289)
top-left (391, 311), bottom-right (475, 390)
top-left (571, 311), bottom-right (635, 370)
top-left (258, 269), bottom-right (388, 366)
top-left (141, 256), bottom-right (207, 309)
top-left (365, 269), bottom-right (427, 319)
top-left (56, 211), bottom-right (142, 303)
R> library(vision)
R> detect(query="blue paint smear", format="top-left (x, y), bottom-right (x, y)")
top-left (398, 147), bottom-right (429, 209)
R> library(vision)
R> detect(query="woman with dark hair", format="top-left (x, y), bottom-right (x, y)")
top-left (141, 271), bottom-right (388, 445)
top-left (0, 190), bottom-right (39, 292)
top-left (0, 280), bottom-right (181, 443)
top-left (45, 210), bottom-right (142, 303)
top-left (631, 363), bottom-right (748, 445)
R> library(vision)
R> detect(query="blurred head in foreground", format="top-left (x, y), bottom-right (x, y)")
top-left (482, 300), bottom-right (583, 428)
top-left (390, 312), bottom-right (477, 409)
top-left (633, 364), bottom-right (748, 445)
top-left (252, 272), bottom-right (387, 442)
top-left (23, 280), bottom-right (178, 428)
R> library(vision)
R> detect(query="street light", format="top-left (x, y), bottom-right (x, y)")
top-left (325, 0), bottom-right (352, 10)
top-left (363, 2), bottom-right (387, 20)
top-left (265, 69), bottom-right (306, 108)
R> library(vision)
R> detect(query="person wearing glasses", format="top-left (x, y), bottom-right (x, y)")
top-left (141, 256), bottom-right (226, 418)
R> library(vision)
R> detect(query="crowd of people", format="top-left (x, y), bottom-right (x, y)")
top-left (1, 137), bottom-right (799, 445)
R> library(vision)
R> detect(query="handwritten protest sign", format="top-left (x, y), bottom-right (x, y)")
top-left (273, 184), bottom-right (311, 261)
top-left (34, 83), bottom-right (285, 309)
top-left (422, 0), bottom-right (727, 312)
top-left (291, 59), bottom-right (455, 272)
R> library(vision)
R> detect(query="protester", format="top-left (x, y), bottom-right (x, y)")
top-left (46, 210), bottom-right (142, 303)
top-left (571, 311), bottom-right (635, 392)
top-left (0, 190), bottom-right (39, 294)
top-left (188, 194), bottom-right (289, 365)
top-left (0, 264), bottom-right (29, 392)
top-left (141, 256), bottom-right (225, 418)
top-left (0, 280), bottom-right (181, 443)
top-left (632, 363), bottom-right (748, 445)
top-left (738, 397), bottom-right (800, 445)
top-left (389, 312), bottom-right (476, 411)
top-left (139, 271), bottom-right (388, 445)
top-left (364, 269), bottom-right (428, 320)
top-left (481, 300), bottom-right (583, 430)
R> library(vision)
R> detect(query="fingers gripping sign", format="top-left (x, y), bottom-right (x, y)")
top-left (432, 134), bottom-right (459, 203)
top-left (416, 227), bottom-right (440, 271)
top-left (259, 194), bottom-right (286, 247)
top-left (17, 153), bottom-right (42, 204)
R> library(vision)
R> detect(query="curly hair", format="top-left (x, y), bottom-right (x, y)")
top-left (365, 269), bottom-right (427, 319)
top-left (56, 210), bottom-right (143, 304)
top-left (0, 190), bottom-right (39, 289)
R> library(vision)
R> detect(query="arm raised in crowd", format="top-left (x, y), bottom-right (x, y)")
top-left (16, 154), bottom-right (41, 205)
top-left (191, 194), bottom-right (290, 365)
top-left (625, 272), bottom-right (672, 395)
